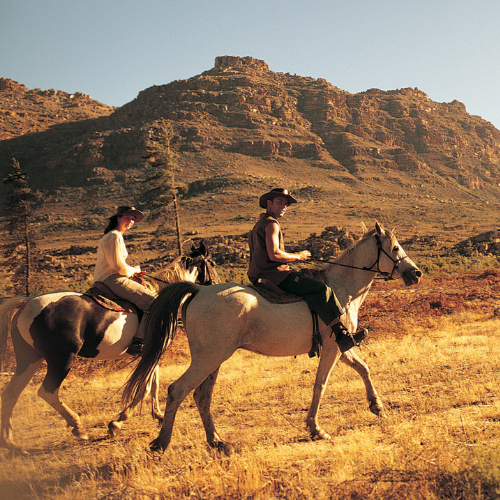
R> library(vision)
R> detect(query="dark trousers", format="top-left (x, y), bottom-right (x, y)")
top-left (278, 271), bottom-right (344, 325)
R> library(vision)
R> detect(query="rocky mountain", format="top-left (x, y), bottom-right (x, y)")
top-left (1, 56), bottom-right (500, 243)
top-left (0, 77), bottom-right (114, 141)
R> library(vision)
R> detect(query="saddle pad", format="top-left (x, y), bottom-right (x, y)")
top-left (249, 280), bottom-right (303, 304)
top-left (83, 284), bottom-right (138, 314)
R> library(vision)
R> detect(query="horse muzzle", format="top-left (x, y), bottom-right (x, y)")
top-left (401, 268), bottom-right (422, 286)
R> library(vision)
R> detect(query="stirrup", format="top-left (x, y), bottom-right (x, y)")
top-left (308, 330), bottom-right (323, 358)
top-left (331, 323), bottom-right (367, 353)
top-left (126, 336), bottom-right (144, 356)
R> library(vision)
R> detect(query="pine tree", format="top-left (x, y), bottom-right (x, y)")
top-left (141, 118), bottom-right (186, 255)
top-left (2, 157), bottom-right (42, 295)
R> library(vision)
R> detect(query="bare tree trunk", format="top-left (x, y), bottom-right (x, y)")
top-left (23, 202), bottom-right (30, 296)
top-left (173, 193), bottom-right (182, 256)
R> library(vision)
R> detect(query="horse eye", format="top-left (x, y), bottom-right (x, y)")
top-left (393, 246), bottom-right (400, 253)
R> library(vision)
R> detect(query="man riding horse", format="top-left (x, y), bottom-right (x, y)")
top-left (248, 188), bottom-right (367, 355)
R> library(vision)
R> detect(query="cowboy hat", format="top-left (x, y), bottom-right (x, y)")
top-left (259, 188), bottom-right (297, 209)
top-left (112, 206), bottom-right (145, 223)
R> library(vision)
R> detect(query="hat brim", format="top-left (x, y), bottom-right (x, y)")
top-left (117, 209), bottom-right (145, 223)
top-left (259, 192), bottom-right (297, 209)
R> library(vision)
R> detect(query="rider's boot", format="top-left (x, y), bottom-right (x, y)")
top-left (330, 318), bottom-right (367, 353)
top-left (126, 312), bottom-right (148, 356)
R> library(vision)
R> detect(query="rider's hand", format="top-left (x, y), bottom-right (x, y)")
top-left (297, 250), bottom-right (311, 261)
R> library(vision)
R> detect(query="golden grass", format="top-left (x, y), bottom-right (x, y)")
top-left (1, 312), bottom-right (500, 499)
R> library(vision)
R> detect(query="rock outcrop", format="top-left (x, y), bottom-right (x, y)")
top-left (0, 77), bottom-right (114, 141)
top-left (1, 56), bottom-right (500, 197)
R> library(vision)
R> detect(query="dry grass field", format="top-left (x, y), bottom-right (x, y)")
top-left (1, 271), bottom-right (500, 499)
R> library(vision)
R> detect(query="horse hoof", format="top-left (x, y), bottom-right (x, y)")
top-left (310, 429), bottom-right (332, 441)
top-left (369, 401), bottom-right (386, 417)
top-left (210, 441), bottom-right (234, 456)
top-left (71, 428), bottom-right (89, 440)
top-left (152, 412), bottom-right (164, 423)
top-left (149, 438), bottom-right (166, 453)
top-left (1, 440), bottom-right (29, 456)
top-left (108, 421), bottom-right (122, 438)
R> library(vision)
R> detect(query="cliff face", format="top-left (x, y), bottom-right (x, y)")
top-left (1, 56), bottom-right (500, 196)
top-left (108, 55), bottom-right (500, 189)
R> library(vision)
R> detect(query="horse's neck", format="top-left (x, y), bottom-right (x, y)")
top-left (325, 242), bottom-right (375, 316)
top-left (326, 266), bottom-right (373, 306)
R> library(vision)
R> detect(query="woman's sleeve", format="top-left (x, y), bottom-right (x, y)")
top-left (103, 233), bottom-right (139, 277)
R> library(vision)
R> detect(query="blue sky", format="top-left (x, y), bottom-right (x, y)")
top-left (2, 0), bottom-right (500, 129)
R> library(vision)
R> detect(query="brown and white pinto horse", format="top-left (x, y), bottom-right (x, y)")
top-left (0, 241), bottom-right (218, 453)
top-left (122, 223), bottom-right (422, 453)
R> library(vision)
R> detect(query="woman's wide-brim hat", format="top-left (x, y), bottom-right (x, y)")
top-left (259, 188), bottom-right (297, 209)
top-left (112, 206), bottom-right (145, 223)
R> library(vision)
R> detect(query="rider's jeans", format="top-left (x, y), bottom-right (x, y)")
top-left (278, 271), bottom-right (344, 325)
top-left (103, 274), bottom-right (157, 311)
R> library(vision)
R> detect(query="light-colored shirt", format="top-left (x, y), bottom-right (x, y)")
top-left (93, 230), bottom-right (140, 282)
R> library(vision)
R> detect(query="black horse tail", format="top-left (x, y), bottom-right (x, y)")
top-left (123, 281), bottom-right (200, 408)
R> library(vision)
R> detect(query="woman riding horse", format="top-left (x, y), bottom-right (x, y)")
top-left (94, 206), bottom-right (154, 354)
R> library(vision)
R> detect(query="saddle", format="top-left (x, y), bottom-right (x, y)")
top-left (249, 278), bottom-right (303, 304)
top-left (250, 278), bottom-right (322, 358)
top-left (83, 282), bottom-right (139, 315)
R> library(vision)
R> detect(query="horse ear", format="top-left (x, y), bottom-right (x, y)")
top-left (200, 239), bottom-right (207, 255)
top-left (375, 221), bottom-right (385, 236)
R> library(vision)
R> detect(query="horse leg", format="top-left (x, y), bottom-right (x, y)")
top-left (37, 354), bottom-right (88, 440)
top-left (150, 357), bottom-right (228, 453)
top-left (306, 347), bottom-right (342, 440)
top-left (340, 350), bottom-right (385, 417)
top-left (0, 320), bottom-right (43, 453)
top-left (149, 365), bottom-right (163, 422)
top-left (108, 365), bottom-right (163, 437)
top-left (193, 367), bottom-right (232, 454)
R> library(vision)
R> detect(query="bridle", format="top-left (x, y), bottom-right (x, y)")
top-left (365, 233), bottom-right (409, 280)
top-left (311, 233), bottom-right (409, 281)
top-left (180, 254), bottom-right (221, 286)
top-left (194, 256), bottom-right (220, 285)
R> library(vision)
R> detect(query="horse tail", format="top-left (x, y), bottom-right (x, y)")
top-left (123, 281), bottom-right (200, 408)
top-left (0, 297), bottom-right (28, 369)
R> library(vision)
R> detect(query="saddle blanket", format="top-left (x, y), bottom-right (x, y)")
top-left (83, 282), bottom-right (138, 314)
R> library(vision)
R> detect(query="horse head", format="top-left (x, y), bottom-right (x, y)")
top-left (182, 240), bottom-right (221, 285)
top-left (370, 222), bottom-right (422, 286)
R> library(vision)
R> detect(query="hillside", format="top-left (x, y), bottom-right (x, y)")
top-left (0, 77), bottom-right (114, 141)
top-left (1, 56), bottom-right (500, 250)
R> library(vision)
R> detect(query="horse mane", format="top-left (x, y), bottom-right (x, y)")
top-left (335, 224), bottom-right (397, 265)
top-left (149, 259), bottom-right (191, 290)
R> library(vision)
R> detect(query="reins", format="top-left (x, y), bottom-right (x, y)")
top-left (309, 257), bottom-right (394, 280)
top-left (309, 234), bottom-right (407, 281)
top-left (144, 273), bottom-right (170, 284)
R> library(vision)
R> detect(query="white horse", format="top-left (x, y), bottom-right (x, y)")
top-left (122, 223), bottom-right (422, 453)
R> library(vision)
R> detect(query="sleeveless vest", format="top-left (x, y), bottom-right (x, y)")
top-left (248, 214), bottom-right (291, 285)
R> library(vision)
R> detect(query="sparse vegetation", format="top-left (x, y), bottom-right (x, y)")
top-left (1, 276), bottom-right (500, 498)
top-left (2, 157), bottom-right (42, 295)
top-left (3, 59), bottom-right (500, 498)
top-left (141, 118), bottom-right (185, 255)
